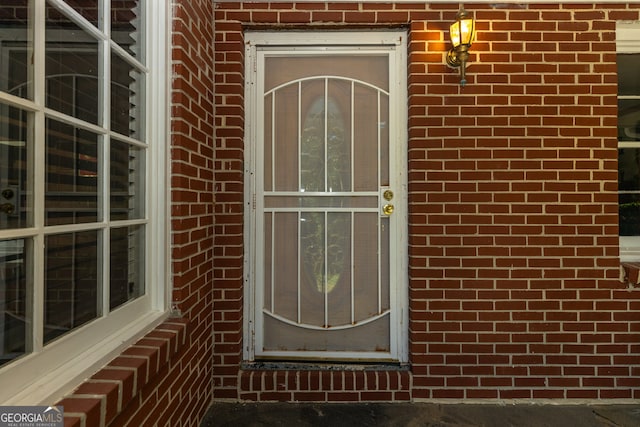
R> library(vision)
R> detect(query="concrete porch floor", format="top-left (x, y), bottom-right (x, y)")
top-left (201, 402), bottom-right (640, 426)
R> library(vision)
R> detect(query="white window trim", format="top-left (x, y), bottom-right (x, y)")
top-left (0, 0), bottom-right (170, 405)
top-left (617, 22), bottom-right (640, 262)
top-left (243, 30), bottom-right (409, 364)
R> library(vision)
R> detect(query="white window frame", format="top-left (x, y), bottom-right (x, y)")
top-left (243, 30), bottom-right (409, 363)
top-left (617, 22), bottom-right (640, 262)
top-left (0, 0), bottom-right (170, 405)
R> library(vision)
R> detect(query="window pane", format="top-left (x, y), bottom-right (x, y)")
top-left (0, 238), bottom-right (29, 367)
top-left (618, 99), bottom-right (640, 142)
top-left (618, 54), bottom-right (640, 96)
top-left (44, 230), bottom-right (99, 344)
top-left (619, 147), bottom-right (640, 236)
top-left (0, 103), bottom-right (31, 229)
top-left (379, 91), bottom-right (389, 187)
top-left (353, 83), bottom-right (381, 191)
top-left (110, 139), bottom-right (144, 220)
top-left (618, 52), bottom-right (640, 244)
top-left (112, 0), bottom-right (143, 60)
top-left (0, 0), bottom-right (32, 99)
top-left (264, 93), bottom-right (273, 191)
top-left (110, 225), bottom-right (144, 310)
top-left (65, 0), bottom-right (100, 29)
top-left (619, 148), bottom-right (640, 192)
top-left (46, 119), bottom-right (100, 226)
top-left (46, 6), bottom-right (100, 124)
top-left (353, 213), bottom-right (380, 321)
top-left (268, 212), bottom-right (298, 321)
top-left (620, 194), bottom-right (640, 236)
top-left (273, 84), bottom-right (298, 192)
top-left (300, 83), bottom-right (325, 192)
top-left (263, 315), bottom-right (389, 352)
top-left (111, 52), bottom-right (144, 139)
top-left (300, 211), bottom-right (325, 326)
top-left (326, 212), bottom-right (351, 327)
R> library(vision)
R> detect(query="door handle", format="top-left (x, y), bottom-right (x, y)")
top-left (381, 188), bottom-right (395, 216)
top-left (0, 203), bottom-right (15, 215)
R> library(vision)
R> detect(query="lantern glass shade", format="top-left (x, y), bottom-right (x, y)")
top-left (449, 17), bottom-right (475, 48)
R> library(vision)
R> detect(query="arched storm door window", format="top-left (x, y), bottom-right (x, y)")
top-left (245, 31), bottom-right (408, 362)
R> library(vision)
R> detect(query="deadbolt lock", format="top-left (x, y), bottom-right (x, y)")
top-left (383, 190), bottom-right (394, 201)
top-left (1, 189), bottom-right (14, 199)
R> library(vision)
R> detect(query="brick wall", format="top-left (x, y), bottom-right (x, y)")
top-left (55, 1), bottom-right (216, 425)
top-left (214, 2), bottom-right (640, 402)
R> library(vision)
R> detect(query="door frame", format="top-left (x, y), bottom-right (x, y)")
top-left (243, 30), bottom-right (408, 363)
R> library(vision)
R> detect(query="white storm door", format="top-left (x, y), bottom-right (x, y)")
top-left (245, 31), bottom-right (407, 362)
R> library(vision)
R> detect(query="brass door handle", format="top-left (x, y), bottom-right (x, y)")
top-left (383, 204), bottom-right (394, 216)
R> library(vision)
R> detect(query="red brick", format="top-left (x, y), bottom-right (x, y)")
top-left (293, 392), bottom-right (325, 401)
top-left (57, 398), bottom-right (101, 427)
top-left (72, 381), bottom-right (120, 424)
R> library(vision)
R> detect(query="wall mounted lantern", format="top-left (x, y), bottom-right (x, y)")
top-left (446, 7), bottom-right (476, 87)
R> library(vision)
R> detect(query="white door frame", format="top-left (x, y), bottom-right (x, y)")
top-left (243, 30), bottom-right (408, 363)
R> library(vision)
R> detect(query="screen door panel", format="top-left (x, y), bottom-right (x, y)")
top-left (259, 53), bottom-right (393, 357)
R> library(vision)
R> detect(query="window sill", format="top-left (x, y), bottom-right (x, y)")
top-left (56, 317), bottom-right (188, 427)
top-left (620, 262), bottom-right (640, 287)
